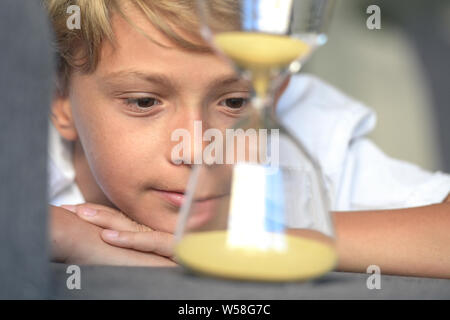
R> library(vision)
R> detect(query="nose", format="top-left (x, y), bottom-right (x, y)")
top-left (168, 110), bottom-right (211, 166)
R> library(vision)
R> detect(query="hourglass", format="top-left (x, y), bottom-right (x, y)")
top-left (175, 0), bottom-right (337, 281)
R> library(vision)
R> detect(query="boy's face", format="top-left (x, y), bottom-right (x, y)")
top-left (55, 4), bottom-right (253, 233)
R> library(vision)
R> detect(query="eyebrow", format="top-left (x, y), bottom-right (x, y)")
top-left (100, 70), bottom-right (174, 88)
top-left (99, 69), bottom-right (251, 91)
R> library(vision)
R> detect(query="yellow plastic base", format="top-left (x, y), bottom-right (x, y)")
top-left (175, 231), bottom-right (337, 282)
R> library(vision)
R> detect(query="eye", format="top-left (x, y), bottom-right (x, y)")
top-left (126, 97), bottom-right (161, 109)
top-left (219, 97), bottom-right (249, 109)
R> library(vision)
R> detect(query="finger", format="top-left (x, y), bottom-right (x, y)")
top-left (101, 229), bottom-right (175, 259)
top-left (62, 202), bottom-right (128, 218)
top-left (62, 204), bottom-right (150, 232)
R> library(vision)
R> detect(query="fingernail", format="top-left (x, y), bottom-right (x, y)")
top-left (103, 230), bottom-right (119, 239)
top-left (79, 207), bottom-right (97, 217)
top-left (61, 205), bottom-right (77, 213)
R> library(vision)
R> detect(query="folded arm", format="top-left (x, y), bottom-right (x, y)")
top-left (333, 200), bottom-right (450, 279)
top-left (51, 198), bottom-right (450, 279)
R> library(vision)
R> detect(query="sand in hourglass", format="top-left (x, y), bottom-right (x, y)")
top-left (215, 32), bottom-right (311, 96)
top-left (176, 230), bottom-right (337, 281)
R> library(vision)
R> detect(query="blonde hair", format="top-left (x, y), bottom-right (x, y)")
top-left (43, 0), bottom-right (238, 95)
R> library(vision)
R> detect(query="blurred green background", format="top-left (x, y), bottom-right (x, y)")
top-left (304, 0), bottom-right (450, 172)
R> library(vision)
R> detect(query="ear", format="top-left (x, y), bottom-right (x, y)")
top-left (50, 93), bottom-right (78, 141)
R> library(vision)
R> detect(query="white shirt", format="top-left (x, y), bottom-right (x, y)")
top-left (48, 74), bottom-right (450, 210)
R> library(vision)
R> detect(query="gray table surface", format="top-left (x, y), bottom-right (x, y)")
top-left (49, 264), bottom-right (450, 299)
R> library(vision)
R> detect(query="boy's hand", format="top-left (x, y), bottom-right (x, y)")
top-left (51, 205), bottom-right (176, 266)
top-left (61, 203), bottom-right (175, 260)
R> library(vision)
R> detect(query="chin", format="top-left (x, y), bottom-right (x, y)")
top-left (132, 201), bottom-right (179, 234)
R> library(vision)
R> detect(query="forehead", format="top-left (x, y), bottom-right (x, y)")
top-left (94, 3), bottom-right (235, 82)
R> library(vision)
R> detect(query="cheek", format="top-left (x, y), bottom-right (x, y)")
top-left (74, 105), bottom-right (158, 203)
top-left (88, 131), bottom-right (146, 197)
top-left (85, 130), bottom-right (179, 233)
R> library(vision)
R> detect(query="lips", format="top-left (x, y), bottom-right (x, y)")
top-left (153, 188), bottom-right (227, 209)
top-left (153, 188), bottom-right (230, 230)
top-left (153, 189), bottom-right (186, 207)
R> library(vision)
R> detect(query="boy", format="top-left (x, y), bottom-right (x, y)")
top-left (47, 0), bottom-right (450, 277)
